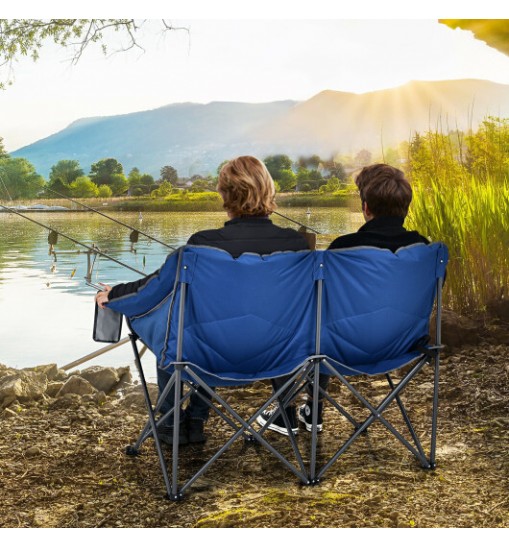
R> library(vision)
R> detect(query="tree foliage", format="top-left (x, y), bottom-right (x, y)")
top-left (49, 159), bottom-right (84, 185)
top-left (276, 169), bottom-right (297, 192)
top-left (0, 136), bottom-right (8, 159)
top-left (70, 176), bottom-right (99, 198)
top-left (263, 155), bottom-right (293, 182)
top-left (189, 179), bottom-right (216, 193)
top-left (90, 157), bottom-right (124, 188)
top-left (319, 177), bottom-right (342, 193)
top-left (0, 19), bottom-right (183, 89)
top-left (97, 184), bottom-right (113, 198)
top-left (160, 165), bottom-right (178, 185)
top-left (0, 156), bottom-right (45, 199)
top-left (466, 117), bottom-right (509, 182)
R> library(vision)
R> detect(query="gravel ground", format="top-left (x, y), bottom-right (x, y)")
top-left (0, 343), bottom-right (507, 528)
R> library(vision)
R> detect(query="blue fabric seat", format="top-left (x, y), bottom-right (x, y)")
top-left (106, 242), bottom-right (448, 498)
top-left (307, 242), bottom-right (448, 480)
top-left (108, 246), bottom-right (322, 499)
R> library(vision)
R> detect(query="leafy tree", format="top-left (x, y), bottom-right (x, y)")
top-left (49, 159), bottom-right (84, 186)
top-left (263, 155), bottom-right (293, 181)
top-left (190, 179), bottom-right (215, 193)
top-left (466, 117), bottom-right (509, 182)
top-left (296, 167), bottom-right (324, 190)
top-left (70, 176), bottom-right (99, 198)
top-left (0, 20), bottom-right (183, 89)
top-left (140, 174), bottom-right (156, 192)
top-left (160, 165), bottom-right (178, 185)
top-left (319, 177), bottom-right (341, 193)
top-left (407, 131), bottom-right (466, 185)
top-left (108, 173), bottom-right (129, 196)
top-left (277, 169), bottom-right (297, 192)
top-left (151, 181), bottom-right (174, 198)
top-left (46, 177), bottom-right (71, 197)
top-left (129, 171), bottom-right (156, 195)
top-left (90, 158), bottom-right (124, 186)
top-left (97, 184), bottom-right (113, 198)
top-left (0, 136), bottom-right (8, 159)
top-left (127, 167), bottom-right (142, 194)
top-left (0, 156), bottom-right (45, 199)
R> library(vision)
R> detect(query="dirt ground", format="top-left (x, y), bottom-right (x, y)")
top-left (0, 343), bottom-right (507, 528)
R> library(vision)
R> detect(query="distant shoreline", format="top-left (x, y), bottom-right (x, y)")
top-left (1, 192), bottom-right (357, 213)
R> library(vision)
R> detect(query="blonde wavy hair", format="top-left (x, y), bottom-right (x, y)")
top-left (217, 156), bottom-right (277, 217)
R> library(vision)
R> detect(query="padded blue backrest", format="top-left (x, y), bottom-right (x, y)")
top-left (109, 243), bottom-right (448, 383)
top-left (121, 247), bottom-right (320, 385)
top-left (321, 242), bottom-right (448, 373)
top-left (164, 247), bottom-right (319, 384)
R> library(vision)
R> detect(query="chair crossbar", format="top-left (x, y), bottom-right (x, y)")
top-left (179, 364), bottom-right (312, 491)
top-left (316, 356), bottom-right (433, 479)
top-left (132, 358), bottom-right (317, 498)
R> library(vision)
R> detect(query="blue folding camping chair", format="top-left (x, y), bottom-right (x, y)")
top-left (107, 246), bottom-right (322, 500)
top-left (304, 242), bottom-right (448, 482)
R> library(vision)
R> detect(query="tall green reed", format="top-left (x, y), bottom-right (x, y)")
top-left (407, 176), bottom-right (509, 315)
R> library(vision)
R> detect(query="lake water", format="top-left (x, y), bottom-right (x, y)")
top-left (0, 207), bottom-right (363, 377)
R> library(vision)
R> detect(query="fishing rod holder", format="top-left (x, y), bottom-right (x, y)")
top-left (85, 244), bottom-right (102, 282)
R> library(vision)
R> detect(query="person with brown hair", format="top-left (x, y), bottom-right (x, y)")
top-left (95, 155), bottom-right (309, 444)
top-left (329, 163), bottom-right (428, 251)
top-left (294, 163), bottom-right (430, 434)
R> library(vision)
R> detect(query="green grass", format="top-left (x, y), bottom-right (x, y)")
top-left (108, 191), bottom-right (224, 212)
top-left (407, 176), bottom-right (509, 315)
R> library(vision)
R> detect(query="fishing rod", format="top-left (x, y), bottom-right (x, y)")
top-left (0, 202), bottom-right (145, 277)
top-left (47, 188), bottom-right (320, 238)
top-left (45, 188), bottom-right (177, 251)
top-left (272, 210), bottom-right (321, 234)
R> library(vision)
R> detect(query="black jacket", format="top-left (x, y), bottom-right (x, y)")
top-left (108, 216), bottom-right (309, 300)
top-left (328, 216), bottom-right (429, 252)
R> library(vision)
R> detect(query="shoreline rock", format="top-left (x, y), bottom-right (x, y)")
top-left (0, 363), bottom-right (139, 411)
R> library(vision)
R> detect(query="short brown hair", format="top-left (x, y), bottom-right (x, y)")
top-left (355, 164), bottom-right (412, 218)
top-left (217, 156), bottom-right (277, 217)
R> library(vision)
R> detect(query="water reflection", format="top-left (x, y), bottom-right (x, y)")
top-left (0, 208), bottom-right (362, 369)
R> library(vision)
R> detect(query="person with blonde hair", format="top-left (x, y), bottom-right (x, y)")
top-left (96, 155), bottom-right (309, 444)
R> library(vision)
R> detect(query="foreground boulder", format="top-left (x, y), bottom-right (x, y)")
top-left (57, 375), bottom-right (96, 397)
top-left (77, 366), bottom-right (131, 394)
top-left (0, 371), bottom-right (48, 408)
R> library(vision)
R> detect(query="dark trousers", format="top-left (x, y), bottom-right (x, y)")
top-left (271, 373), bottom-right (330, 405)
top-left (157, 368), bottom-right (212, 421)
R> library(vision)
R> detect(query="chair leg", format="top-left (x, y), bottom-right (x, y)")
top-left (386, 374), bottom-right (427, 463)
top-left (309, 359), bottom-right (321, 483)
top-left (316, 357), bottom-right (430, 479)
top-left (429, 351), bottom-right (440, 469)
top-left (128, 335), bottom-right (174, 500)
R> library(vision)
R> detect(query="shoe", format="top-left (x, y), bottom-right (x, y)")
top-left (187, 417), bottom-right (207, 444)
top-left (156, 421), bottom-right (188, 446)
top-left (256, 405), bottom-right (298, 436)
top-left (298, 401), bottom-right (323, 432)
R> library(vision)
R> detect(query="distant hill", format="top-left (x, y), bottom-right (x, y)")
top-left (250, 79), bottom-right (509, 156)
top-left (12, 79), bottom-right (509, 178)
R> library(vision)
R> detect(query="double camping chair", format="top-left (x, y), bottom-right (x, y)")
top-left (106, 242), bottom-right (448, 500)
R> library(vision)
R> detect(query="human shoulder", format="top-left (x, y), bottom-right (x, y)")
top-left (187, 227), bottom-right (226, 245)
top-left (328, 232), bottom-right (364, 250)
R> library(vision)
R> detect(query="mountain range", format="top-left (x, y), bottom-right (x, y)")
top-left (12, 79), bottom-right (509, 178)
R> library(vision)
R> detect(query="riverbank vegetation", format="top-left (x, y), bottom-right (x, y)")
top-left (406, 117), bottom-right (509, 317)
